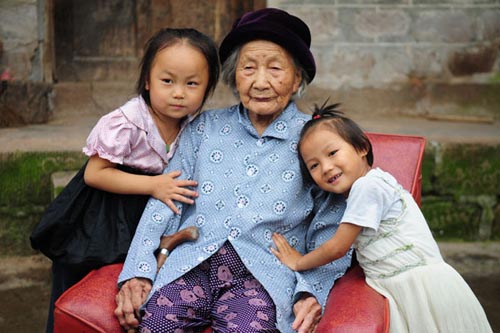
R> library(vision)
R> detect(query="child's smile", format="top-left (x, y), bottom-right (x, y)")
top-left (327, 172), bottom-right (343, 185)
top-left (300, 127), bottom-right (370, 196)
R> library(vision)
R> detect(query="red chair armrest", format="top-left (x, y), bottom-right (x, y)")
top-left (54, 264), bottom-right (123, 333)
top-left (317, 264), bottom-right (390, 333)
top-left (54, 264), bottom-right (213, 333)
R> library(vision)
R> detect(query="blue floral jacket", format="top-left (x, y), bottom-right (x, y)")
top-left (118, 102), bottom-right (352, 332)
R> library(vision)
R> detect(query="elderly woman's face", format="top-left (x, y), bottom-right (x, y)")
top-left (236, 40), bottom-right (301, 125)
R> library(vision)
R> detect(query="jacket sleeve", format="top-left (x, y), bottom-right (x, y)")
top-left (292, 190), bottom-right (353, 308)
top-left (117, 118), bottom-right (201, 286)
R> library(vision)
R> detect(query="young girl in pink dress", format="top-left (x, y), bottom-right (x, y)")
top-left (271, 103), bottom-right (492, 333)
top-left (30, 28), bottom-right (220, 333)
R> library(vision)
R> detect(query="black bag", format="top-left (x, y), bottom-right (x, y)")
top-left (30, 161), bottom-right (153, 270)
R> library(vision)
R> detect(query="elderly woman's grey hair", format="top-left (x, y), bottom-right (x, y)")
top-left (221, 46), bottom-right (310, 100)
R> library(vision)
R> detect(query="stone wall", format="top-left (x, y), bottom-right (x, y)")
top-left (0, 1), bottom-right (499, 254)
top-left (0, 0), bottom-right (43, 82)
top-left (2, 1), bottom-right (499, 86)
top-left (0, 81), bottom-right (53, 126)
top-left (422, 142), bottom-right (500, 241)
top-left (270, 0), bottom-right (500, 119)
top-left (0, 0), bottom-right (52, 127)
top-left (270, 0), bottom-right (500, 88)
top-left (2, 1), bottom-right (500, 121)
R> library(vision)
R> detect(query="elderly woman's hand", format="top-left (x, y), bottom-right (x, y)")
top-left (114, 277), bottom-right (152, 331)
top-left (292, 293), bottom-right (322, 333)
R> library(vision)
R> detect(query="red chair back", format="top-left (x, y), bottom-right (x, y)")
top-left (367, 132), bottom-right (425, 205)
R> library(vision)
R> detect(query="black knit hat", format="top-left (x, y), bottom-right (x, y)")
top-left (219, 8), bottom-right (316, 83)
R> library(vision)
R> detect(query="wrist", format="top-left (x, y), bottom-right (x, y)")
top-left (147, 175), bottom-right (158, 197)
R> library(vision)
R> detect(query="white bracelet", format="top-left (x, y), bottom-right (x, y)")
top-left (159, 248), bottom-right (169, 256)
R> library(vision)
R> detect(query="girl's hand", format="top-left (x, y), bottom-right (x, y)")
top-left (270, 233), bottom-right (303, 271)
top-left (152, 170), bottom-right (198, 214)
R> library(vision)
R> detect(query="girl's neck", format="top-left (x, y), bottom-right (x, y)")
top-left (363, 164), bottom-right (372, 176)
top-left (148, 107), bottom-right (181, 146)
top-left (344, 164), bottom-right (372, 198)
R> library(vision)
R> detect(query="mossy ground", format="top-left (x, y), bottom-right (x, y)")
top-left (0, 143), bottom-right (499, 256)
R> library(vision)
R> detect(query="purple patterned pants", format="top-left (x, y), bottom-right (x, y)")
top-left (139, 242), bottom-right (279, 333)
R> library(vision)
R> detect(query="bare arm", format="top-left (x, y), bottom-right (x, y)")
top-left (84, 155), bottom-right (198, 214)
top-left (271, 223), bottom-right (362, 271)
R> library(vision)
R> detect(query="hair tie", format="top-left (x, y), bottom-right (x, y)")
top-left (313, 115), bottom-right (321, 119)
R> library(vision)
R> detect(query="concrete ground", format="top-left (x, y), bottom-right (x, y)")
top-left (1, 106), bottom-right (500, 154)
top-left (0, 242), bottom-right (499, 333)
top-left (1, 81), bottom-right (500, 153)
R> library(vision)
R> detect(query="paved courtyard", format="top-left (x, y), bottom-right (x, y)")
top-left (0, 241), bottom-right (499, 332)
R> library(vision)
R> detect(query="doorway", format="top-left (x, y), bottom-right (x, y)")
top-left (51, 0), bottom-right (265, 82)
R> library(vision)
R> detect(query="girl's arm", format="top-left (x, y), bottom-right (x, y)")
top-left (83, 155), bottom-right (198, 214)
top-left (272, 223), bottom-right (362, 271)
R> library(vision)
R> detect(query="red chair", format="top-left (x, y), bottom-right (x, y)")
top-left (54, 132), bottom-right (426, 333)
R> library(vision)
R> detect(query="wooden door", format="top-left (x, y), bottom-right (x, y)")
top-left (52, 0), bottom-right (265, 82)
top-left (53, 0), bottom-right (141, 81)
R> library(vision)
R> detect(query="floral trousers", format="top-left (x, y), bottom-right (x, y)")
top-left (139, 242), bottom-right (279, 333)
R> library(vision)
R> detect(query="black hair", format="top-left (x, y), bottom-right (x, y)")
top-left (136, 28), bottom-right (220, 110)
top-left (298, 101), bottom-right (374, 183)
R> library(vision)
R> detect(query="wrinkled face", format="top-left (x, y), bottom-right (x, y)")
top-left (235, 40), bottom-right (301, 132)
top-left (300, 128), bottom-right (370, 197)
top-left (146, 41), bottom-right (209, 121)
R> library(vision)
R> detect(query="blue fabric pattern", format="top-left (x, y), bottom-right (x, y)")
top-left (118, 102), bottom-right (352, 332)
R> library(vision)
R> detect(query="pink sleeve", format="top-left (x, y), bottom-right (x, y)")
top-left (82, 110), bottom-right (138, 164)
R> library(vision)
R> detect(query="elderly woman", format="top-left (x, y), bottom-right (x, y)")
top-left (115, 8), bottom-right (351, 333)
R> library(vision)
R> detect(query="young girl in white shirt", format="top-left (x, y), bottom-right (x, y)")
top-left (271, 103), bottom-right (492, 333)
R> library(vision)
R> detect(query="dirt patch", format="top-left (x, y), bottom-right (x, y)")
top-left (465, 273), bottom-right (500, 331)
top-left (0, 255), bottom-right (51, 290)
top-left (0, 255), bottom-right (51, 332)
top-left (1, 243), bottom-right (499, 332)
top-left (0, 285), bottom-right (51, 332)
top-left (439, 241), bottom-right (500, 331)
